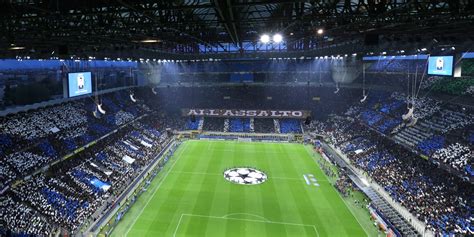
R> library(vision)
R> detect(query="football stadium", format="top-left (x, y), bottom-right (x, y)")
top-left (0, 1), bottom-right (473, 237)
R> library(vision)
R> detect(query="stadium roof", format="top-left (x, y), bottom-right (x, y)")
top-left (0, 0), bottom-right (473, 59)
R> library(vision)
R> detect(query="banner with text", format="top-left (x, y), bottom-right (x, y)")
top-left (182, 109), bottom-right (310, 119)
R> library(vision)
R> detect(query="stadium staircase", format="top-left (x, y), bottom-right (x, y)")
top-left (249, 118), bottom-right (255, 132)
top-left (362, 186), bottom-right (419, 237)
top-left (273, 119), bottom-right (280, 133)
top-left (198, 117), bottom-right (204, 130)
top-left (224, 119), bottom-right (229, 132)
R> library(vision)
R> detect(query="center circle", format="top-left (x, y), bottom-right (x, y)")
top-left (223, 167), bottom-right (267, 185)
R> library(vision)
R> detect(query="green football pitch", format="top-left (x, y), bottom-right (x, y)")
top-left (111, 140), bottom-right (369, 237)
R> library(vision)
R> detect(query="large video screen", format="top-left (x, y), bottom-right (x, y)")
top-left (427, 56), bottom-right (454, 76)
top-left (68, 72), bottom-right (92, 97)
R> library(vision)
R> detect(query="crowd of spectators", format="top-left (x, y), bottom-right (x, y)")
top-left (0, 90), bottom-right (152, 192)
top-left (421, 76), bottom-right (474, 96)
top-left (0, 89), bottom-right (175, 236)
top-left (202, 117), bottom-right (225, 131)
top-left (432, 143), bottom-right (473, 176)
top-left (391, 92), bottom-right (441, 120)
top-left (5, 152), bottom-right (51, 174)
top-left (316, 158), bottom-right (337, 180)
top-left (185, 117), bottom-right (200, 130)
top-left (0, 195), bottom-right (52, 236)
top-left (253, 119), bottom-right (275, 133)
top-left (0, 83), bottom-right (472, 236)
top-left (335, 174), bottom-right (353, 197)
top-left (341, 90), bottom-right (473, 178)
top-left (299, 88), bottom-right (473, 235)
top-left (279, 119), bottom-right (302, 133)
top-left (228, 118), bottom-right (252, 132)
top-left (307, 116), bottom-right (473, 236)
top-left (1, 117), bottom-right (170, 236)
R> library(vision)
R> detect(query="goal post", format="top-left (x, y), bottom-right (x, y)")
top-left (237, 137), bottom-right (252, 142)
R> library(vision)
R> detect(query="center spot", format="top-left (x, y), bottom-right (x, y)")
top-left (223, 167), bottom-right (267, 185)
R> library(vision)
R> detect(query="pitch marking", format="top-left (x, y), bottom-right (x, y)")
top-left (173, 213), bottom-right (320, 237)
top-left (304, 146), bottom-right (369, 237)
top-left (222, 213), bottom-right (270, 221)
top-left (170, 171), bottom-right (304, 181)
top-left (125, 142), bottom-right (189, 237)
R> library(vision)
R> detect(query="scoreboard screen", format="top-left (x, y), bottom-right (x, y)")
top-left (68, 72), bottom-right (92, 97)
top-left (427, 56), bottom-right (454, 76)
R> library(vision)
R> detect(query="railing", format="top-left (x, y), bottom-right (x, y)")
top-left (195, 131), bottom-right (293, 142)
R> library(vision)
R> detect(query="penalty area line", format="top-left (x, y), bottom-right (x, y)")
top-left (173, 213), bottom-right (320, 237)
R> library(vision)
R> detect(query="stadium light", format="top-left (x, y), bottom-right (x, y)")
top-left (260, 34), bottom-right (270, 43)
top-left (317, 29), bottom-right (324, 35)
top-left (9, 46), bottom-right (25, 50)
top-left (273, 34), bottom-right (283, 43)
top-left (140, 39), bottom-right (159, 43)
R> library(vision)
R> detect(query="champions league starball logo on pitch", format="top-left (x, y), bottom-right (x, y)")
top-left (223, 168), bottom-right (267, 185)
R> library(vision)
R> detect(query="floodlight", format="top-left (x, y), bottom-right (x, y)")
top-left (260, 34), bottom-right (270, 43)
top-left (273, 34), bottom-right (283, 43)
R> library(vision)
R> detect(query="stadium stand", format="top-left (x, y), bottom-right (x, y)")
top-left (228, 118), bottom-right (251, 132)
top-left (185, 117), bottom-right (200, 130)
top-left (254, 119), bottom-right (275, 133)
top-left (279, 119), bottom-right (302, 133)
top-left (306, 116), bottom-right (473, 236)
top-left (3, 119), bottom-right (170, 234)
top-left (0, 89), bottom-right (173, 235)
top-left (203, 117), bottom-right (225, 132)
top-left (0, 82), bottom-right (472, 236)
